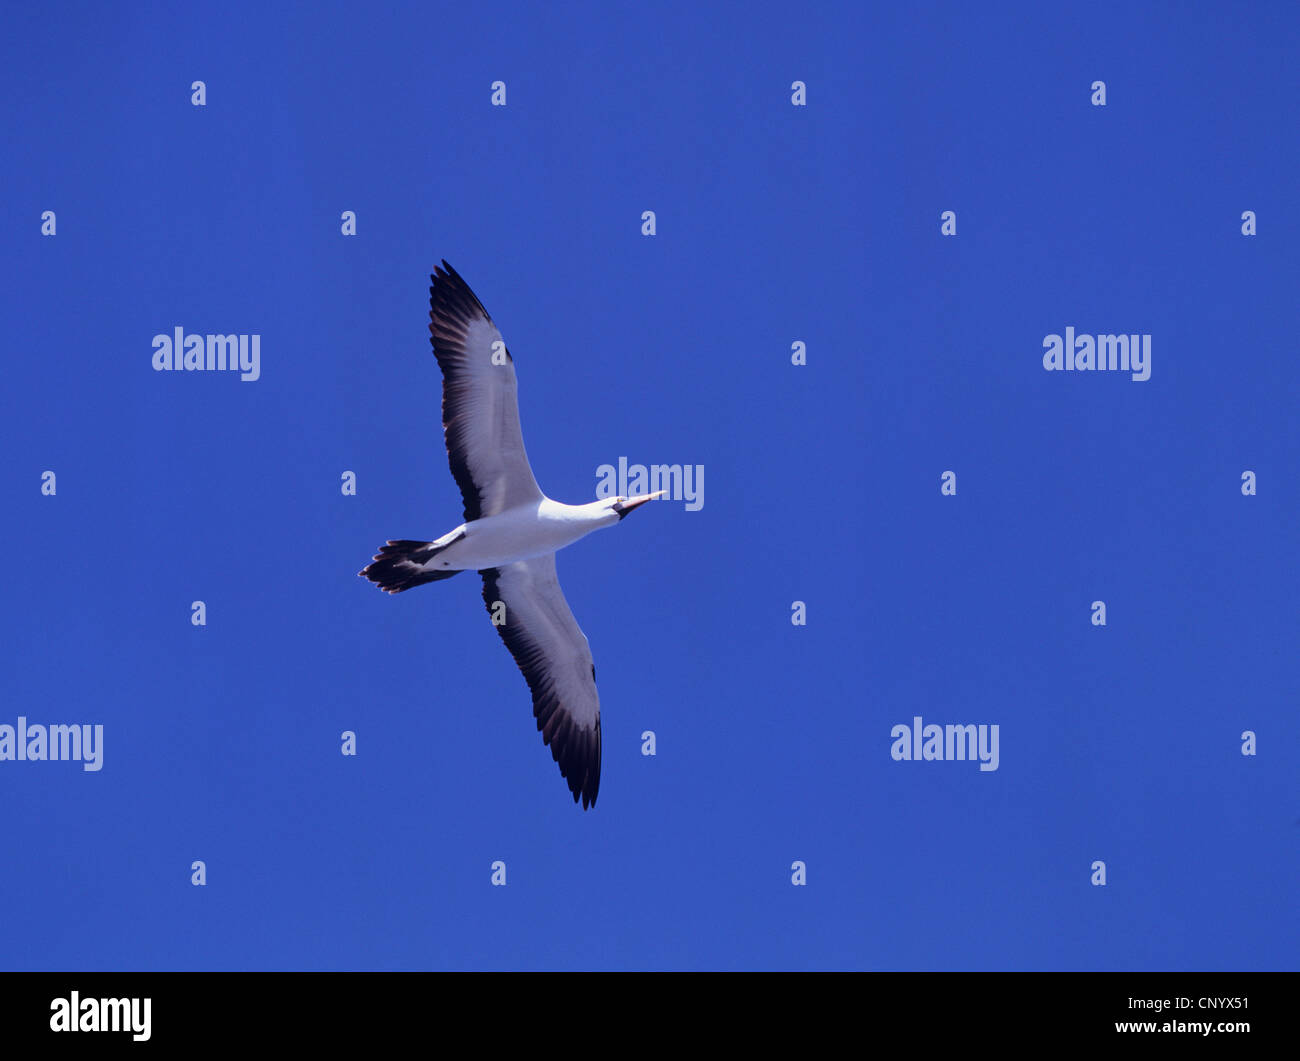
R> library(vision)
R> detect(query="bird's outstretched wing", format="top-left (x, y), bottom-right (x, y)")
top-left (481, 555), bottom-right (601, 809)
top-left (429, 261), bottom-right (544, 521)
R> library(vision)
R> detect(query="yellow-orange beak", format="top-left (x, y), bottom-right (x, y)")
top-left (612, 490), bottom-right (666, 519)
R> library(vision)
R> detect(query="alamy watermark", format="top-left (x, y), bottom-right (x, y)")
top-left (596, 457), bottom-right (703, 511)
top-left (50, 992), bottom-right (150, 1041)
top-left (890, 716), bottom-right (999, 772)
top-left (152, 327), bottom-right (261, 381)
top-left (0, 717), bottom-right (103, 771)
top-left (1042, 327), bottom-right (1151, 381)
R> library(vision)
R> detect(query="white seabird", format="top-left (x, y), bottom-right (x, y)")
top-left (360, 261), bottom-right (663, 809)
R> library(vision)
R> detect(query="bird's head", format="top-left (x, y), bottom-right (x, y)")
top-left (608, 490), bottom-right (665, 521)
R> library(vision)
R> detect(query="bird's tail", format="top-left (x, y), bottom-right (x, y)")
top-left (359, 539), bottom-right (462, 594)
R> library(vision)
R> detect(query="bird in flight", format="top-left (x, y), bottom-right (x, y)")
top-left (360, 261), bottom-right (663, 809)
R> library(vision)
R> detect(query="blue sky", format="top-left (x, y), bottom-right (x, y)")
top-left (1, 1), bottom-right (1296, 970)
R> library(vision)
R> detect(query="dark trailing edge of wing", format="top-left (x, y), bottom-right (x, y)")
top-left (480, 566), bottom-right (602, 809)
top-left (429, 260), bottom-right (508, 523)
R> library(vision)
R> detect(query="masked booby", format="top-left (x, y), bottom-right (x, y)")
top-left (360, 261), bottom-right (663, 809)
